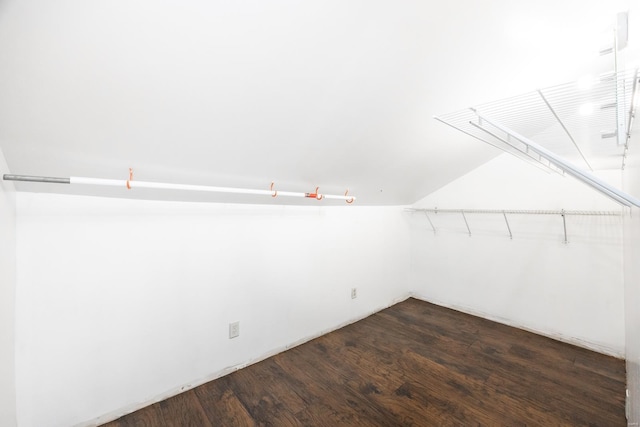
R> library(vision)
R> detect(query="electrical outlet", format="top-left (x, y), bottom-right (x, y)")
top-left (626, 388), bottom-right (630, 420)
top-left (351, 288), bottom-right (357, 299)
top-left (229, 321), bottom-right (240, 339)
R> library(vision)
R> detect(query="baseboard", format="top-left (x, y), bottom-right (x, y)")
top-left (409, 293), bottom-right (624, 359)
top-left (82, 292), bottom-right (412, 427)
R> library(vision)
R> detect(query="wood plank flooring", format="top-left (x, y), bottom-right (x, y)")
top-left (102, 298), bottom-right (626, 426)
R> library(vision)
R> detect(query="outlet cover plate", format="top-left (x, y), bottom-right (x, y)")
top-left (229, 321), bottom-right (240, 339)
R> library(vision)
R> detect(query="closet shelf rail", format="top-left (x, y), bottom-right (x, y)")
top-left (2, 173), bottom-right (357, 203)
top-left (406, 208), bottom-right (622, 244)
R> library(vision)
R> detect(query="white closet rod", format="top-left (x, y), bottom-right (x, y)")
top-left (2, 174), bottom-right (357, 202)
top-left (472, 112), bottom-right (640, 207)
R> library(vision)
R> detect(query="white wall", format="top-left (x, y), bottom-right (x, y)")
top-left (0, 148), bottom-right (17, 427)
top-left (410, 154), bottom-right (625, 356)
top-left (624, 123), bottom-right (640, 424)
top-left (622, 8), bottom-right (640, 424)
top-left (14, 193), bottom-right (410, 427)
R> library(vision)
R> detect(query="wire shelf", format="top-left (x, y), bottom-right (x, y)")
top-left (436, 69), bottom-right (639, 172)
top-left (405, 208), bottom-right (622, 216)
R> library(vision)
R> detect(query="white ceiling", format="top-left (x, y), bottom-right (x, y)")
top-left (0, 0), bottom-right (637, 205)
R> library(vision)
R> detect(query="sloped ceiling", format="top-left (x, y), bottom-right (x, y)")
top-left (0, 0), bottom-right (636, 205)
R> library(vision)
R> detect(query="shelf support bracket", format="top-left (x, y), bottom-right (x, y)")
top-left (537, 89), bottom-right (593, 171)
top-left (561, 210), bottom-right (568, 244)
top-left (424, 211), bottom-right (436, 235)
top-left (461, 211), bottom-right (471, 236)
top-left (503, 211), bottom-right (513, 240)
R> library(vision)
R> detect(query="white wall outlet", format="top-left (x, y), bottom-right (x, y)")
top-left (229, 321), bottom-right (240, 339)
top-left (626, 388), bottom-right (630, 420)
top-left (351, 288), bottom-right (357, 299)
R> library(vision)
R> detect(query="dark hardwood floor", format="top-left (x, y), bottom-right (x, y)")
top-left (102, 298), bottom-right (626, 426)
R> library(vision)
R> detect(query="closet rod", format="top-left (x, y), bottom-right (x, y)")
top-left (433, 116), bottom-right (559, 175)
top-left (2, 174), bottom-right (357, 202)
top-left (472, 112), bottom-right (640, 207)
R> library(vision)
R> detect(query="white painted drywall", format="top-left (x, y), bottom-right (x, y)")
top-left (0, 148), bottom-right (17, 427)
top-left (624, 173), bottom-right (640, 424)
top-left (14, 194), bottom-right (410, 427)
top-left (621, 8), bottom-right (640, 423)
top-left (624, 122), bottom-right (640, 424)
top-left (409, 154), bottom-right (625, 356)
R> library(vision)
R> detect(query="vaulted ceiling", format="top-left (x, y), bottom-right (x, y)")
top-left (0, 0), bottom-right (637, 205)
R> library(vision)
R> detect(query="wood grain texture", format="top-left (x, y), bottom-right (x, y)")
top-left (102, 298), bottom-right (626, 426)
top-left (100, 403), bottom-right (165, 427)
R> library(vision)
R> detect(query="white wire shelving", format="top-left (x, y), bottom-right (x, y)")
top-left (434, 68), bottom-right (640, 208)
top-left (435, 69), bottom-right (639, 173)
top-left (406, 208), bottom-right (622, 244)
